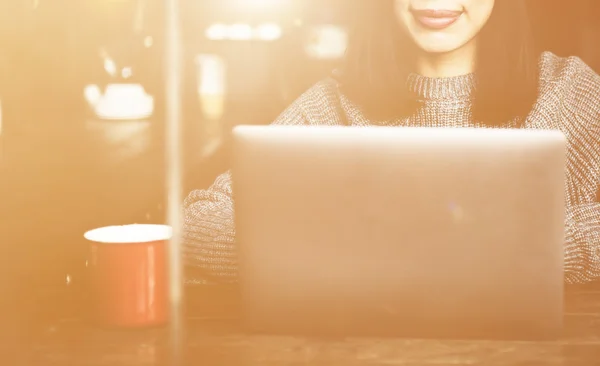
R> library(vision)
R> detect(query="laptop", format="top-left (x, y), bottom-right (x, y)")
top-left (232, 125), bottom-right (566, 340)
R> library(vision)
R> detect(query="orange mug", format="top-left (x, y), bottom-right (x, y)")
top-left (84, 224), bottom-right (171, 328)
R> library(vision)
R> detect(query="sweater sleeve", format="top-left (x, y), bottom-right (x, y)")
top-left (564, 204), bottom-right (600, 283)
top-left (561, 57), bottom-right (600, 284)
top-left (182, 96), bottom-right (309, 284)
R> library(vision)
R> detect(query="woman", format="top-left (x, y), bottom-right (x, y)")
top-left (183, 0), bottom-right (600, 284)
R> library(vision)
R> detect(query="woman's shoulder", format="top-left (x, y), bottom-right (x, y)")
top-left (291, 76), bottom-right (344, 113)
top-left (538, 51), bottom-right (600, 127)
top-left (539, 51), bottom-right (600, 97)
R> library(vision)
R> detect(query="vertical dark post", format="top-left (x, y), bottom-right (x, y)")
top-left (165, 0), bottom-right (184, 364)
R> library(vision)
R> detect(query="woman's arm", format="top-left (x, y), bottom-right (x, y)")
top-left (182, 92), bottom-right (311, 283)
top-left (182, 171), bottom-right (238, 283)
top-left (182, 79), bottom-right (345, 283)
top-left (564, 203), bottom-right (600, 283)
top-left (560, 57), bottom-right (600, 284)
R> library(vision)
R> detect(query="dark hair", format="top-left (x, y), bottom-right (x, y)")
top-left (337, 0), bottom-right (539, 126)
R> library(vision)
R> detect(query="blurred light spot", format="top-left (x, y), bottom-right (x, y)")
top-left (205, 23), bottom-right (228, 41)
top-left (205, 23), bottom-right (282, 42)
top-left (84, 84), bottom-right (102, 106)
top-left (293, 18), bottom-right (303, 27)
top-left (143, 36), bottom-right (153, 48)
top-left (304, 25), bottom-right (348, 60)
top-left (86, 84), bottom-right (154, 120)
top-left (104, 58), bottom-right (117, 76)
top-left (196, 54), bottom-right (226, 149)
top-left (228, 23), bottom-right (253, 40)
top-left (196, 54), bottom-right (226, 97)
top-left (66, 274), bottom-right (72, 285)
top-left (255, 23), bottom-right (282, 41)
top-left (122, 67), bottom-right (133, 78)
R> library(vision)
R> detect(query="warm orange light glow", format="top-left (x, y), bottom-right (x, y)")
top-left (103, 57), bottom-right (117, 76)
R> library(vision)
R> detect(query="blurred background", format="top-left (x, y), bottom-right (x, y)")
top-left (0, 0), bottom-right (599, 326)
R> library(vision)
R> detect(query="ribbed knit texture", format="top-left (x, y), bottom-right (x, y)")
top-left (183, 51), bottom-right (600, 285)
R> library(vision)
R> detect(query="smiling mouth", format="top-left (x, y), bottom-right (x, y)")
top-left (410, 9), bottom-right (464, 30)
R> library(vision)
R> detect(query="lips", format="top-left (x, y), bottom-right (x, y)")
top-left (411, 9), bottom-right (463, 30)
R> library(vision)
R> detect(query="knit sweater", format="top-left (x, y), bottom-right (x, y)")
top-left (183, 51), bottom-right (600, 285)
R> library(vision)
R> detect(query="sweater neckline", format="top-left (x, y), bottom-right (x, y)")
top-left (406, 73), bottom-right (477, 100)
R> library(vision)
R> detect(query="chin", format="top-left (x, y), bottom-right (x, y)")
top-left (412, 36), bottom-right (467, 55)
top-left (416, 43), bottom-right (462, 54)
top-left (418, 45), bottom-right (459, 54)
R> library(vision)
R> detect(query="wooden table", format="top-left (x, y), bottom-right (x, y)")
top-left (16, 282), bottom-right (600, 365)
